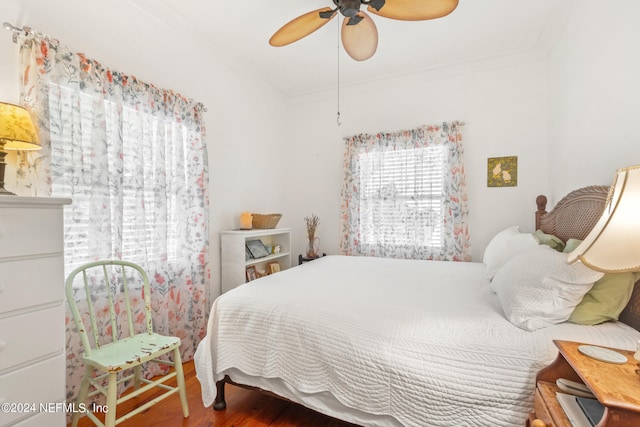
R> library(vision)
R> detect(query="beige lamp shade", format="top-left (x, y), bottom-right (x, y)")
top-left (0, 102), bottom-right (40, 150)
top-left (567, 165), bottom-right (640, 272)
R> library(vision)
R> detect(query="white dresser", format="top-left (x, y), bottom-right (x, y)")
top-left (0, 197), bottom-right (70, 427)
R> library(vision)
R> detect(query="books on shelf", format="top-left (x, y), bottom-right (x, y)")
top-left (556, 392), bottom-right (604, 427)
top-left (246, 239), bottom-right (269, 258)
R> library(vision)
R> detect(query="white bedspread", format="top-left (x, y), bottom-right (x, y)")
top-left (195, 255), bottom-right (640, 426)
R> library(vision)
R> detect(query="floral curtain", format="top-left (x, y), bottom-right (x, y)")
top-left (15, 30), bottom-right (209, 406)
top-left (340, 121), bottom-right (470, 261)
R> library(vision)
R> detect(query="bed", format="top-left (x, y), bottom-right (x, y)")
top-left (194, 186), bottom-right (640, 426)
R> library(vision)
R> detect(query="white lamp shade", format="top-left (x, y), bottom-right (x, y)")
top-left (567, 165), bottom-right (640, 272)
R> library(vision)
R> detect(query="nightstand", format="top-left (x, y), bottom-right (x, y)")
top-left (527, 340), bottom-right (640, 427)
top-left (298, 253), bottom-right (326, 265)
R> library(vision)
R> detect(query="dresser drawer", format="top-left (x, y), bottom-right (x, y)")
top-left (0, 256), bottom-right (63, 314)
top-left (0, 354), bottom-right (65, 426)
top-left (0, 306), bottom-right (64, 373)
top-left (0, 207), bottom-right (63, 258)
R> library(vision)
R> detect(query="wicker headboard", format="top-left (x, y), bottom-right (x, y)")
top-left (535, 185), bottom-right (640, 332)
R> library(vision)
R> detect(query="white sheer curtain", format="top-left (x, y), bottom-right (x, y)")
top-left (15, 29), bottom-right (209, 406)
top-left (340, 121), bottom-right (470, 261)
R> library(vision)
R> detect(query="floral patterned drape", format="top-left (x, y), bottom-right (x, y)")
top-left (340, 121), bottom-right (470, 261)
top-left (15, 30), bottom-right (209, 406)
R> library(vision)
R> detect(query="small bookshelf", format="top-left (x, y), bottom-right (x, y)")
top-left (220, 228), bottom-right (292, 293)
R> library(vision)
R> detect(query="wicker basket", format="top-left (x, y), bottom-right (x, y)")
top-left (251, 213), bottom-right (282, 229)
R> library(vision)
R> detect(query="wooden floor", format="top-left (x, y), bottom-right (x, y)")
top-left (72, 361), bottom-right (358, 427)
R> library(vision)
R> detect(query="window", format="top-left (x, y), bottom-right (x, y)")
top-left (49, 84), bottom-right (200, 277)
top-left (358, 146), bottom-right (445, 249)
top-left (340, 122), bottom-right (469, 261)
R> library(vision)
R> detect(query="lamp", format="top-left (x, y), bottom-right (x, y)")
top-left (567, 165), bottom-right (640, 272)
top-left (0, 102), bottom-right (41, 195)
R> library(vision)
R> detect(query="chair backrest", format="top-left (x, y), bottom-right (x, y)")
top-left (65, 260), bottom-right (154, 357)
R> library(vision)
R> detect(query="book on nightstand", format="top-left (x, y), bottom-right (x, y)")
top-left (556, 392), bottom-right (605, 427)
top-left (575, 396), bottom-right (604, 427)
top-left (556, 392), bottom-right (591, 427)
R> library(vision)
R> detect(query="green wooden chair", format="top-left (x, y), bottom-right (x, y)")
top-left (65, 260), bottom-right (189, 427)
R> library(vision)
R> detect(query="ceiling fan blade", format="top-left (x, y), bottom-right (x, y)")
top-left (367, 0), bottom-right (459, 21)
top-left (341, 11), bottom-right (378, 61)
top-left (269, 8), bottom-right (337, 47)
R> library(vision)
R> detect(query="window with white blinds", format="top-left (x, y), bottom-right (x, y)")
top-left (50, 85), bottom-right (182, 275)
top-left (341, 122), bottom-right (468, 260)
top-left (358, 146), bottom-right (445, 248)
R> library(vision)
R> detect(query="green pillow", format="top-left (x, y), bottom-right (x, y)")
top-left (569, 272), bottom-right (640, 325)
top-left (563, 238), bottom-right (582, 253)
top-left (533, 229), bottom-right (565, 252)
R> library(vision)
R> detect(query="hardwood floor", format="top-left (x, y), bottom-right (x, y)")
top-left (72, 361), bottom-right (358, 427)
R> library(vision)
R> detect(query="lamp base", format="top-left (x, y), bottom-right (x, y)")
top-left (0, 149), bottom-right (16, 196)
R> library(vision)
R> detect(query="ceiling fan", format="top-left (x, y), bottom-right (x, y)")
top-left (269, 0), bottom-right (459, 61)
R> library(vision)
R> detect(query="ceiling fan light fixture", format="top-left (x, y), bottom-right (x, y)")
top-left (341, 11), bottom-right (378, 61)
top-left (339, 0), bottom-right (362, 17)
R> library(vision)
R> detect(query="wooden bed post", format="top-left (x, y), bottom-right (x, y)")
top-left (213, 379), bottom-right (226, 410)
top-left (535, 195), bottom-right (547, 230)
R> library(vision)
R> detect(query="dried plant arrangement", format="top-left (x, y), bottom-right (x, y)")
top-left (304, 213), bottom-right (320, 239)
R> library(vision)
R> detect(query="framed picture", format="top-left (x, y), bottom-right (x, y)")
top-left (246, 239), bottom-right (269, 258)
top-left (245, 246), bottom-right (253, 261)
top-left (246, 265), bottom-right (257, 282)
top-left (487, 156), bottom-right (518, 187)
top-left (267, 261), bottom-right (281, 274)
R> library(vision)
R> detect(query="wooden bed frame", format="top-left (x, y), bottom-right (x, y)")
top-left (212, 185), bottom-right (640, 412)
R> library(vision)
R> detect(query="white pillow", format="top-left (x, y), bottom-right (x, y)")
top-left (483, 226), bottom-right (538, 280)
top-left (491, 245), bottom-right (604, 331)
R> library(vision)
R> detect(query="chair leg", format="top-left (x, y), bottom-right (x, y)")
top-left (173, 347), bottom-right (189, 418)
top-left (133, 365), bottom-right (142, 390)
top-left (71, 366), bottom-right (92, 427)
top-left (105, 372), bottom-right (118, 427)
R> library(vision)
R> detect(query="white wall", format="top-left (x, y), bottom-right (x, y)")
top-left (547, 0), bottom-right (640, 202)
top-left (284, 54), bottom-right (551, 262)
top-left (1, 0), bottom-right (289, 302)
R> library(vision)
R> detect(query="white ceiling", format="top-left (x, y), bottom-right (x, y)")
top-left (9, 0), bottom-right (573, 99)
top-left (150, 0), bottom-right (570, 97)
